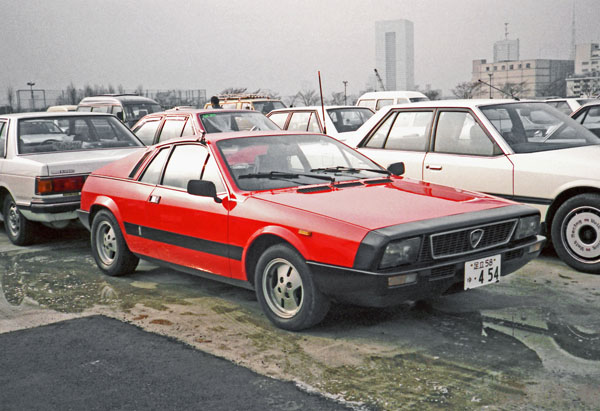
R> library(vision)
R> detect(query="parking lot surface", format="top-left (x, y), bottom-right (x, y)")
top-left (1, 224), bottom-right (599, 410)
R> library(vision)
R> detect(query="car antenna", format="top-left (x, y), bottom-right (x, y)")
top-left (477, 79), bottom-right (520, 101)
top-left (318, 71), bottom-right (327, 135)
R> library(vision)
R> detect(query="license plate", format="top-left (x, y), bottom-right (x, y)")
top-left (464, 254), bottom-right (501, 290)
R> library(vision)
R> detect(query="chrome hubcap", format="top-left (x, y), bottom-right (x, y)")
top-left (262, 258), bottom-right (303, 319)
top-left (7, 202), bottom-right (21, 236)
top-left (562, 207), bottom-right (600, 263)
top-left (96, 221), bottom-right (118, 265)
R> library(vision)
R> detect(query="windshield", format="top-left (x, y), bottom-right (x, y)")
top-left (251, 100), bottom-right (286, 114)
top-left (480, 102), bottom-right (600, 153)
top-left (200, 112), bottom-right (279, 133)
top-left (18, 116), bottom-right (143, 154)
top-left (327, 108), bottom-right (374, 133)
top-left (217, 133), bottom-right (385, 191)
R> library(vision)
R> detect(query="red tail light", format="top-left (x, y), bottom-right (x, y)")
top-left (35, 175), bottom-right (86, 195)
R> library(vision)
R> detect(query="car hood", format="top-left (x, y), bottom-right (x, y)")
top-left (250, 177), bottom-right (514, 231)
top-left (19, 147), bottom-right (144, 177)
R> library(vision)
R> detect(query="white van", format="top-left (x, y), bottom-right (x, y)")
top-left (356, 91), bottom-right (429, 111)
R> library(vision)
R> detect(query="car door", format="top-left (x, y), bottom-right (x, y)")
top-left (143, 143), bottom-right (231, 277)
top-left (357, 109), bottom-right (434, 180)
top-left (422, 110), bottom-right (513, 197)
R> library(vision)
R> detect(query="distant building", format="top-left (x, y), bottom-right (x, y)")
top-left (493, 39), bottom-right (520, 62)
top-left (374, 19), bottom-right (414, 91)
top-left (472, 59), bottom-right (574, 98)
top-left (566, 43), bottom-right (600, 96)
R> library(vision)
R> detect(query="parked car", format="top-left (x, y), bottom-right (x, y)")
top-left (203, 94), bottom-right (286, 114)
top-left (354, 99), bottom-right (600, 274)
top-left (545, 98), bottom-right (597, 115)
top-left (266, 106), bottom-right (374, 143)
top-left (131, 108), bottom-right (280, 145)
top-left (356, 91), bottom-right (429, 111)
top-left (47, 105), bottom-right (78, 112)
top-left (77, 130), bottom-right (544, 330)
top-left (571, 100), bottom-right (600, 137)
top-left (0, 112), bottom-right (144, 245)
top-left (77, 94), bottom-right (162, 128)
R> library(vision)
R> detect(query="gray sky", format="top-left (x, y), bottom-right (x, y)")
top-left (2, 0), bottom-right (599, 98)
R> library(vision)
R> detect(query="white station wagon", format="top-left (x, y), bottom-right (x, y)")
top-left (355, 99), bottom-right (600, 274)
top-left (0, 112), bottom-right (144, 245)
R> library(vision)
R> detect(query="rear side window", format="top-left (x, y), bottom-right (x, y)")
top-left (384, 111), bottom-right (433, 151)
top-left (158, 118), bottom-right (187, 143)
top-left (140, 147), bottom-right (170, 184)
top-left (133, 119), bottom-right (161, 145)
top-left (268, 112), bottom-right (289, 129)
top-left (376, 99), bottom-right (394, 110)
top-left (162, 145), bottom-right (208, 189)
top-left (357, 99), bottom-right (376, 111)
top-left (0, 121), bottom-right (6, 157)
top-left (364, 112), bottom-right (398, 148)
top-left (287, 112), bottom-right (311, 131)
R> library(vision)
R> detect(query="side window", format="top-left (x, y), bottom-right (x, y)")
top-left (268, 112), bottom-right (289, 129)
top-left (133, 119), bottom-right (161, 145)
top-left (376, 99), bottom-right (394, 110)
top-left (162, 145), bottom-right (208, 189)
top-left (582, 106), bottom-right (600, 125)
top-left (201, 155), bottom-right (226, 193)
top-left (92, 105), bottom-right (111, 113)
top-left (307, 113), bottom-right (321, 132)
top-left (364, 112), bottom-right (398, 148)
top-left (140, 148), bottom-right (170, 184)
top-left (287, 112), bottom-right (311, 131)
top-left (181, 117), bottom-right (194, 136)
top-left (158, 118), bottom-right (187, 143)
top-left (434, 111), bottom-right (500, 156)
top-left (0, 121), bottom-right (6, 157)
top-left (77, 106), bottom-right (92, 112)
top-left (554, 101), bottom-right (572, 115)
top-left (111, 105), bottom-right (123, 114)
top-left (357, 99), bottom-right (376, 111)
top-left (384, 111), bottom-right (433, 151)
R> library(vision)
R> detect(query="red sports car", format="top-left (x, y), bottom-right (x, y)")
top-left (78, 131), bottom-right (545, 330)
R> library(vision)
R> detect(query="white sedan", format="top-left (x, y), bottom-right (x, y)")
top-left (354, 99), bottom-right (600, 274)
top-left (0, 112), bottom-right (144, 245)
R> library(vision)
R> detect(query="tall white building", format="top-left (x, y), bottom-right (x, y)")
top-left (375, 19), bottom-right (414, 91)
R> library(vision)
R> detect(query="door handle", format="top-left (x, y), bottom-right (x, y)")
top-left (148, 195), bottom-right (161, 204)
top-left (426, 164), bottom-right (443, 171)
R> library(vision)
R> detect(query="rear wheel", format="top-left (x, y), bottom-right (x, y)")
top-left (551, 194), bottom-right (600, 274)
top-left (3, 195), bottom-right (36, 246)
top-left (91, 210), bottom-right (138, 276)
top-left (255, 244), bottom-right (329, 331)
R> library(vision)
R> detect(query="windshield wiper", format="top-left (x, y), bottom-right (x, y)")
top-left (310, 166), bottom-right (391, 175)
top-left (238, 171), bottom-right (335, 182)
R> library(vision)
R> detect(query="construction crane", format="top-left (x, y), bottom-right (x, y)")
top-left (374, 68), bottom-right (386, 91)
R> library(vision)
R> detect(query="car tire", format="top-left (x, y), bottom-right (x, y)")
top-left (551, 193), bottom-right (600, 274)
top-left (3, 195), bottom-right (36, 246)
top-left (254, 244), bottom-right (330, 331)
top-left (91, 210), bottom-right (139, 276)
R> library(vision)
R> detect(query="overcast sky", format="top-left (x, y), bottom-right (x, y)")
top-left (2, 0), bottom-right (599, 99)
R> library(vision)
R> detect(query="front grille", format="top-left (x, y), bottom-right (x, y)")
top-left (430, 219), bottom-right (517, 259)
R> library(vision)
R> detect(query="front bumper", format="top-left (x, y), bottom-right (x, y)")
top-left (308, 235), bottom-right (545, 308)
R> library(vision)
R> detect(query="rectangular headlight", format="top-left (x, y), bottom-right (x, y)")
top-left (514, 215), bottom-right (540, 240)
top-left (379, 237), bottom-right (421, 269)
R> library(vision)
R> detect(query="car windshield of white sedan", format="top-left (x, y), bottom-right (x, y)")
top-left (327, 108), bottom-right (374, 133)
top-left (480, 102), bottom-right (600, 153)
top-left (18, 116), bottom-right (143, 154)
top-left (218, 134), bottom-right (387, 191)
top-left (200, 112), bottom-right (280, 133)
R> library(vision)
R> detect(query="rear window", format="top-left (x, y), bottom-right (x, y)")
top-left (17, 116), bottom-right (143, 154)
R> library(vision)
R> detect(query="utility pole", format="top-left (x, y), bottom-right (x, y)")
top-left (27, 81), bottom-right (35, 110)
top-left (342, 80), bottom-right (348, 105)
top-left (487, 73), bottom-right (493, 99)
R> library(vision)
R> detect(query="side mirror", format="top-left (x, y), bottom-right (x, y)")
top-left (187, 180), bottom-right (222, 203)
top-left (387, 162), bottom-right (405, 176)
top-left (115, 111), bottom-right (124, 121)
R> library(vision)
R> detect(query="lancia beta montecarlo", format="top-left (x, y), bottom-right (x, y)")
top-left (77, 131), bottom-right (545, 330)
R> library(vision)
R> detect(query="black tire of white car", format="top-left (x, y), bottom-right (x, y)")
top-left (3, 195), bottom-right (35, 246)
top-left (551, 193), bottom-right (600, 274)
top-left (255, 244), bottom-right (330, 331)
top-left (90, 210), bottom-right (139, 276)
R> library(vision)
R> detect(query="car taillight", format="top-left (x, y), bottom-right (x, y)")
top-left (35, 175), bottom-right (86, 195)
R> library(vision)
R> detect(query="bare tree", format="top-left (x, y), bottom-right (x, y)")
top-left (118, 84), bottom-right (125, 94)
top-left (296, 89), bottom-right (319, 106)
top-left (283, 94), bottom-right (299, 107)
top-left (451, 81), bottom-right (481, 99)
top-left (6, 86), bottom-right (14, 110)
top-left (135, 85), bottom-right (144, 96)
top-left (579, 78), bottom-right (600, 97)
top-left (66, 82), bottom-right (78, 104)
top-left (501, 81), bottom-right (528, 99)
top-left (220, 87), bottom-right (247, 95)
top-left (328, 91), bottom-right (345, 105)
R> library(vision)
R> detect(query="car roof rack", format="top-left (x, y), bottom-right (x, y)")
top-left (215, 93), bottom-right (273, 100)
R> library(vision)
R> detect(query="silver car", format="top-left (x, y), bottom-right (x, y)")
top-left (0, 112), bottom-right (144, 245)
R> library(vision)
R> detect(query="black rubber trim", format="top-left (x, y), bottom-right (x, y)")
top-left (123, 222), bottom-right (243, 261)
top-left (77, 209), bottom-right (90, 230)
top-left (22, 200), bottom-right (81, 214)
top-left (485, 193), bottom-right (552, 206)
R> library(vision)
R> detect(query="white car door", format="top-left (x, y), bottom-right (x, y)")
top-left (357, 110), bottom-right (434, 180)
top-left (422, 110), bottom-right (514, 197)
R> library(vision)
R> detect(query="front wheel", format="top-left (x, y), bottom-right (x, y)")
top-left (551, 194), bottom-right (600, 274)
top-left (255, 244), bottom-right (329, 331)
top-left (90, 210), bottom-right (139, 276)
top-left (3, 195), bottom-right (36, 246)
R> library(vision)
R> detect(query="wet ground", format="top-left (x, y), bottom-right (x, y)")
top-left (1, 224), bottom-right (599, 410)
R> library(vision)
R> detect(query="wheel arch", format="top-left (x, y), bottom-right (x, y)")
top-left (546, 186), bottom-right (600, 240)
top-left (87, 196), bottom-right (124, 231)
top-left (0, 186), bottom-right (11, 216)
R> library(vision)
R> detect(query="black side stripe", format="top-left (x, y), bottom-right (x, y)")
top-left (124, 222), bottom-right (243, 261)
top-left (484, 193), bottom-right (552, 206)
